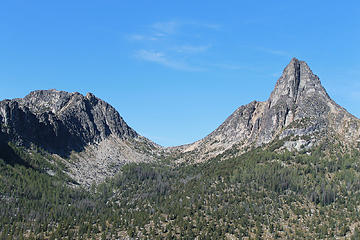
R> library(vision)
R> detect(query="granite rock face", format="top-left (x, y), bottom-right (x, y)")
top-left (0, 90), bottom-right (138, 156)
top-left (176, 58), bottom-right (360, 161)
top-left (256, 58), bottom-right (333, 144)
top-left (0, 90), bottom-right (159, 186)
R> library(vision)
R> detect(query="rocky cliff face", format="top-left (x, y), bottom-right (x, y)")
top-left (176, 58), bottom-right (360, 161)
top-left (0, 90), bottom-right (138, 156)
top-left (0, 90), bottom-right (160, 186)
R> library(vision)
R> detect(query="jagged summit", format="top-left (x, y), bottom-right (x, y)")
top-left (176, 58), bottom-right (360, 162)
top-left (257, 58), bottom-right (336, 144)
top-left (1, 89), bottom-right (138, 155)
top-left (0, 90), bottom-right (160, 185)
top-left (269, 57), bottom-right (329, 107)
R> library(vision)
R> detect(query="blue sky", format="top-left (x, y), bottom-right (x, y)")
top-left (1, 1), bottom-right (359, 146)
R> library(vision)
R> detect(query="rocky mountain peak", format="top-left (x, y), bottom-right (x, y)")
top-left (268, 58), bottom-right (329, 108)
top-left (0, 90), bottom-right (139, 156)
top-left (21, 89), bottom-right (73, 114)
top-left (177, 58), bottom-right (360, 162)
top-left (85, 92), bottom-right (97, 102)
top-left (0, 90), bottom-right (161, 186)
top-left (257, 58), bottom-right (334, 144)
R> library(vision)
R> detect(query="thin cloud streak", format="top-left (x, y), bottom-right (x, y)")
top-left (134, 49), bottom-right (204, 71)
top-left (128, 20), bottom-right (223, 72)
top-left (127, 21), bottom-right (180, 42)
top-left (127, 20), bottom-right (221, 42)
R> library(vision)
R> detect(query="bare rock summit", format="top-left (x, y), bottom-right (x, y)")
top-left (176, 58), bottom-right (360, 162)
top-left (0, 90), bottom-right (160, 186)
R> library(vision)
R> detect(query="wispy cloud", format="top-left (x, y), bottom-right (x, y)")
top-left (128, 21), bottom-right (181, 42)
top-left (134, 50), bottom-right (203, 71)
top-left (128, 20), bottom-right (221, 42)
top-left (128, 20), bottom-right (226, 71)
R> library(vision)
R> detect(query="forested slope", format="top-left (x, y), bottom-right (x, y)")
top-left (1, 140), bottom-right (360, 239)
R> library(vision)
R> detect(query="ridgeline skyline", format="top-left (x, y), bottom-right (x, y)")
top-left (1, 1), bottom-right (359, 146)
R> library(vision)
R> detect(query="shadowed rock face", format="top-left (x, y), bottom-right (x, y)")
top-left (0, 90), bottom-right (160, 186)
top-left (0, 90), bottom-right (138, 157)
top-left (177, 58), bottom-right (360, 161)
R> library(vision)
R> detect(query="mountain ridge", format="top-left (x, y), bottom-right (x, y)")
top-left (1, 57), bottom-right (359, 184)
top-left (0, 89), bottom-right (139, 154)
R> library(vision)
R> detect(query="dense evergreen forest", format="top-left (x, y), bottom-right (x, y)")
top-left (1, 139), bottom-right (360, 239)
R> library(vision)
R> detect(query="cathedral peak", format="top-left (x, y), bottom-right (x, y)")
top-left (268, 58), bottom-right (327, 107)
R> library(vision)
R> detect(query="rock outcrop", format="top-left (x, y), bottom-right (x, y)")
top-left (0, 90), bottom-right (138, 155)
top-left (175, 58), bottom-right (360, 161)
top-left (0, 90), bottom-right (160, 186)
